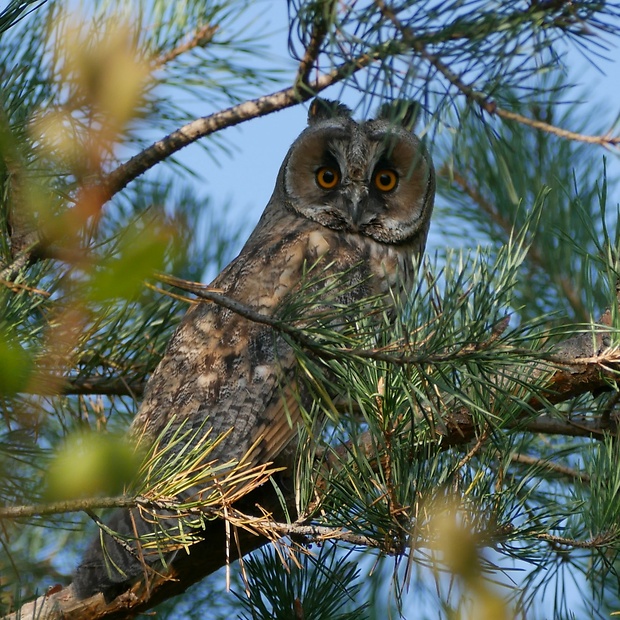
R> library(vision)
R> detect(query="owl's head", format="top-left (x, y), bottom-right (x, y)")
top-left (279, 99), bottom-right (435, 247)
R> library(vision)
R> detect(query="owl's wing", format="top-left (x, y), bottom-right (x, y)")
top-left (130, 220), bottom-right (341, 501)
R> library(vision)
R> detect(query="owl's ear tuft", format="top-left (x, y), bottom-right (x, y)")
top-left (377, 100), bottom-right (421, 131)
top-left (308, 99), bottom-right (352, 124)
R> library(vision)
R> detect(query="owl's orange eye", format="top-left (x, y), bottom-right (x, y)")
top-left (316, 166), bottom-right (340, 190)
top-left (374, 169), bottom-right (398, 192)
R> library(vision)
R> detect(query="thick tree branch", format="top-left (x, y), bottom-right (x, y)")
top-left (93, 48), bottom-right (382, 208)
top-left (24, 44), bottom-right (388, 269)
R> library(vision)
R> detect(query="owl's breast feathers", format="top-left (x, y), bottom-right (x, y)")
top-left (130, 219), bottom-right (401, 501)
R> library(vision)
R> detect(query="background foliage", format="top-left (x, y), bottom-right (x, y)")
top-left (0, 1), bottom-right (620, 618)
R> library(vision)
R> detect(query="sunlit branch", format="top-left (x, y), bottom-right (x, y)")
top-left (536, 531), bottom-right (618, 549)
top-left (100, 47), bottom-right (384, 203)
top-left (510, 452), bottom-right (591, 484)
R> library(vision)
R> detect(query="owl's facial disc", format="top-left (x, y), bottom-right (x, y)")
top-left (282, 120), bottom-right (434, 246)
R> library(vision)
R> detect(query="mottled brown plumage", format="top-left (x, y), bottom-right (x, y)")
top-left (73, 99), bottom-right (435, 600)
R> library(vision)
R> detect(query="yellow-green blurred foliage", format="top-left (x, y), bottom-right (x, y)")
top-left (45, 432), bottom-right (140, 501)
top-left (27, 12), bottom-right (152, 240)
top-left (34, 16), bottom-right (150, 175)
top-left (0, 327), bottom-right (33, 396)
top-left (88, 218), bottom-right (176, 302)
top-left (429, 500), bottom-right (511, 620)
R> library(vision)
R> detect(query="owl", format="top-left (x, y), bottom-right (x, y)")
top-left (73, 99), bottom-right (435, 600)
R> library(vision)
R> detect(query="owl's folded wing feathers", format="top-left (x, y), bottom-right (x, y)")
top-left (130, 221), bottom-right (337, 502)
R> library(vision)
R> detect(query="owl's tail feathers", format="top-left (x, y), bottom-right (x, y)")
top-left (73, 506), bottom-right (182, 602)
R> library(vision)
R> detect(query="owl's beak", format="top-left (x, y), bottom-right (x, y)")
top-left (346, 182), bottom-right (369, 226)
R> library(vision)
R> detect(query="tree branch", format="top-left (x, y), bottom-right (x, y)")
top-left (33, 375), bottom-right (145, 397)
top-left (263, 521), bottom-right (383, 549)
top-left (375, 0), bottom-right (620, 148)
top-left (510, 452), bottom-right (591, 484)
top-left (293, 0), bottom-right (333, 90)
top-left (152, 23), bottom-right (218, 70)
top-left (93, 46), bottom-right (383, 208)
top-left (0, 497), bottom-right (135, 521)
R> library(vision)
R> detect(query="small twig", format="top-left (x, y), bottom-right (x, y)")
top-left (262, 521), bottom-right (383, 549)
top-left (455, 428), bottom-right (489, 471)
top-left (510, 452), bottom-right (590, 484)
top-left (537, 531), bottom-right (617, 549)
top-left (85, 509), bottom-right (143, 565)
top-left (0, 277), bottom-right (51, 297)
top-left (153, 23), bottom-right (218, 69)
top-left (0, 495), bottom-right (214, 521)
top-left (294, 0), bottom-right (333, 89)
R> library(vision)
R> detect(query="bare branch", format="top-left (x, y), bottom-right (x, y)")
top-left (516, 414), bottom-right (612, 438)
top-left (152, 23), bottom-right (218, 70)
top-left (99, 47), bottom-right (382, 205)
top-left (294, 0), bottom-right (334, 89)
top-left (0, 497), bottom-right (135, 520)
top-left (536, 531), bottom-right (618, 549)
top-left (263, 521), bottom-right (383, 549)
top-left (375, 0), bottom-right (620, 148)
top-left (510, 452), bottom-right (591, 484)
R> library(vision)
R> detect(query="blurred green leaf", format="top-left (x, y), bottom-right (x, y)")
top-left (45, 432), bottom-right (139, 500)
top-left (88, 219), bottom-right (175, 302)
top-left (0, 326), bottom-right (33, 395)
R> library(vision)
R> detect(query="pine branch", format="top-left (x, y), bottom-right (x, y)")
top-left (23, 40), bottom-right (386, 270)
top-left (510, 452), bottom-right (591, 484)
top-left (99, 49), bottom-right (380, 202)
top-left (155, 274), bottom-right (612, 369)
top-left (21, 272), bottom-right (620, 429)
top-left (9, 299), bottom-right (620, 618)
top-left (32, 376), bottom-right (145, 397)
top-left (5, 4), bottom-right (620, 617)
top-left (444, 167), bottom-right (589, 321)
top-left (261, 521), bottom-right (381, 549)
top-left (151, 23), bottom-right (218, 70)
top-left (0, 497), bottom-right (136, 520)
top-left (375, 0), bottom-right (620, 147)
top-left (294, 0), bottom-right (334, 90)
top-left (536, 531), bottom-right (618, 549)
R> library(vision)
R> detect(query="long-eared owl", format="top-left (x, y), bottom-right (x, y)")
top-left (73, 99), bottom-right (435, 600)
